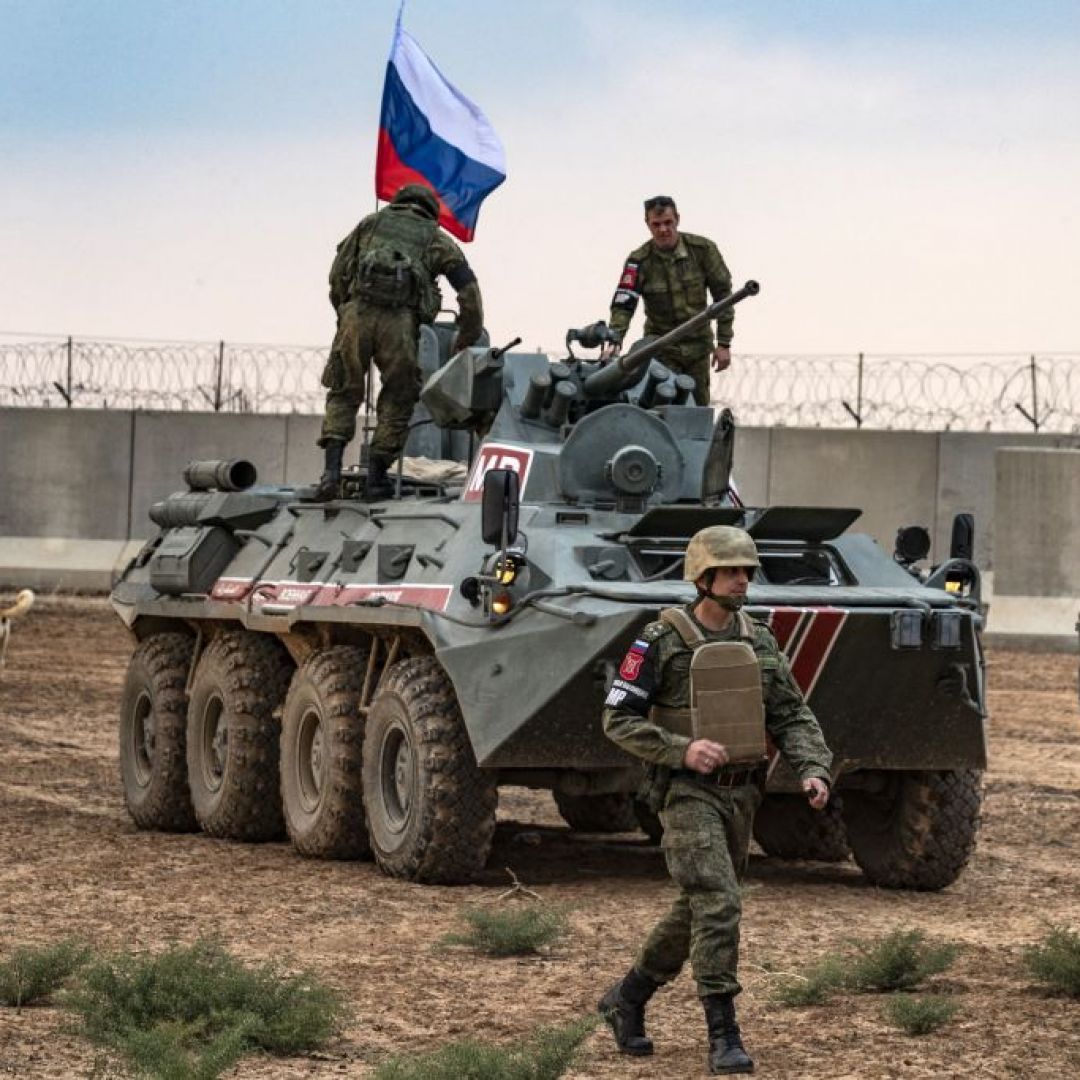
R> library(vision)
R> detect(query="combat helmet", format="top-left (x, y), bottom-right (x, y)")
top-left (391, 182), bottom-right (440, 219)
top-left (683, 525), bottom-right (760, 582)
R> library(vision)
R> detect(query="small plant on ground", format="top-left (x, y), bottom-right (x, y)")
top-left (63, 938), bottom-right (344, 1080)
top-left (1024, 924), bottom-right (1080, 997)
top-left (883, 993), bottom-right (958, 1035)
top-left (442, 904), bottom-right (569, 957)
top-left (848, 929), bottom-right (957, 992)
top-left (373, 1018), bottom-right (596, 1080)
top-left (772, 955), bottom-right (848, 1006)
top-left (0, 939), bottom-right (90, 1007)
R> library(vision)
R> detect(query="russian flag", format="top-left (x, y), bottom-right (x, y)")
top-left (375, 8), bottom-right (506, 242)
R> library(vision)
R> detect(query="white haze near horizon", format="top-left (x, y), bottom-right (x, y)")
top-left (1, 4), bottom-right (1078, 357)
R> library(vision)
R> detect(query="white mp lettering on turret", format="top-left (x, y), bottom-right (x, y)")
top-left (463, 444), bottom-right (535, 502)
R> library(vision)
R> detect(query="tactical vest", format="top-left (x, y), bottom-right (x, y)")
top-left (355, 207), bottom-right (440, 321)
top-left (649, 607), bottom-right (768, 765)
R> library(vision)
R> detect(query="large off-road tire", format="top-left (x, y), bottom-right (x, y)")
top-left (362, 656), bottom-right (497, 884)
top-left (280, 646), bottom-right (370, 859)
top-left (841, 769), bottom-right (983, 890)
top-left (186, 631), bottom-right (293, 841)
top-left (554, 791), bottom-right (639, 833)
top-left (119, 633), bottom-right (198, 832)
top-left (753, 793), bottom-right (851, 862)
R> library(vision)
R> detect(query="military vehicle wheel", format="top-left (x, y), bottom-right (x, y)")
top-left (363, 656), bottom-right (497, 884)
top-left (633, 799), bottom-right (664, 844)
top-left (841, 769), bottom-right (983, 890)
top-left (186, 631), bottom-right (293, 841)
top-left (280, 646), bottom-right (370, 859)
top-left (119, 633), bottom-right (198, 832)
top-left (753, 794), bottom-right (851, 862)
top-left (554, 791), bottom-right (639, 833)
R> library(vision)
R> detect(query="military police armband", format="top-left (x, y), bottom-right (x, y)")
top-left (610, 262), bottom-right (640, 313)
top-left (603, 637), bottom-right (657, 716)
top-left (447, 262), bottom-right (477, 289)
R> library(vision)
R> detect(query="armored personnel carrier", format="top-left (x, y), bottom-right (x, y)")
top-left (111, 283), bottom-right (987, 889)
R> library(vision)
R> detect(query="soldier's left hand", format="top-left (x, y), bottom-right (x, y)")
top-left (711, 345), bottom-right (731, 372)
top-left (802, 777), bottom-right (830, 810)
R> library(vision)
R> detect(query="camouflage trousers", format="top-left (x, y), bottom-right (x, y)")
top-left (636, 779), bottom-right (762, 998)
top-left (318, 299), bottom-right (422, 462)
top-left (658, 344), bottom-right (712, 407)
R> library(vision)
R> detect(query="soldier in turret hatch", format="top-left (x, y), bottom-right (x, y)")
top-left (313, 183), bottom-right (485, 501)
top-left (602, 195), bottom-right (735, 406)
top-left (598, 525), bottom-right (833, 1075)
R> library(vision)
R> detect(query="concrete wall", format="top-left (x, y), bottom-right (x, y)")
top-left (990, 448), bottom-right (1080, 646)
top-left (2, 407), bottom-right (1078, 592)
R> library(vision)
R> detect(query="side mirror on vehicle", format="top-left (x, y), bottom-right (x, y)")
top-left (950, 513), bottom-right (975, 561)
top-left (481, 468), bottom-right (520, 548)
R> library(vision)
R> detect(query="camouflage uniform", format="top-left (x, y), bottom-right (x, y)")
top-left (602, 605), bottom-right (832, 998)
top-left (319, 185), bottom-right (484, 463)
top-left (607, 233), bottom-right (733, 406)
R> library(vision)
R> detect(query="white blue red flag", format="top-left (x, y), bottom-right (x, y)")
top-left (375, 4), bottom-right (507, 242)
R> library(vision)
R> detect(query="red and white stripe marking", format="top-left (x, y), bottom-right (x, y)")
top-left (210, 577), bottom-right (453, 613)
top-left (766, 607), bottom-right (849, 699)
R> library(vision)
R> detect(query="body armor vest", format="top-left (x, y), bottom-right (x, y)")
top-left (649, 607), bottom-right (768, 765)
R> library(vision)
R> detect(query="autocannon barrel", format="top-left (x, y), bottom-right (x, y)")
top-left (582, 279), bottom-right (761, 399)
top-left (183, 459), bottom-right (257, 492)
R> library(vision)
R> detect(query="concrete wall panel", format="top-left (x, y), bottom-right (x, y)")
top-left (994, 447), bottom-right (1080, 597)
top-left (284, 414), bottom-right (324, 486)
top-left (768, 429), bottom-right (939, 551)
top-left (130, 413), bottom-right (288, 539)
top-left (0, 408), bottom-right (132, 539)
top-left (936, 432), bottom-right (1080, 568)
top-left (732, 426), bottom-right (771, 507)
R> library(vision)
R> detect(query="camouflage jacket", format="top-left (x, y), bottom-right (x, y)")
top-left (601, 604), bottom-right (833, 794)
top-left (328, 205), bottom-right (483, 342)
top-left (607, 233), bottom-right (734, 355)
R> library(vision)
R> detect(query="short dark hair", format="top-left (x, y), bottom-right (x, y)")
top-left (644, 195), bottom-right (677, 214)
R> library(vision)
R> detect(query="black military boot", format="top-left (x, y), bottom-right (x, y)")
top-left (703, 993), bottom-right (754, 1075)
top-left (597, 967), bottom-right (659, 1057)
top-left (309, 440), bottom-right (344, 501)
top-left (364, 453), bottom-right (395, 501)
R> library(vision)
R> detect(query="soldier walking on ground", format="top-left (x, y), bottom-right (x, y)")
top-left (603, 195), bottom-right (735, 406)
top-left (598, 526), bottom-right (833, 1075)
top-left (314, 183), bottom-right (484, 501)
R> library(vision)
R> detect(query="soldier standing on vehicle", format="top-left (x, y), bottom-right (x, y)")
top-left (598, 525), bottom-right (833, 1075)
top-left (602, 195), bottom-right (735, 406)
top-left (314, 183), bottom-right (484, 501)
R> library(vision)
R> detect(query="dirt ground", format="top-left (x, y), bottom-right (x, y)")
top-left (0, 598), bottom-right (1078, 1079)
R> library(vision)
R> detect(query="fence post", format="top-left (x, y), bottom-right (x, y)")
top-left (66, 335), bottom-right (73, 407)
top-left (841, 351), bottom-right (864, 427)
top-left (1030, 354), bottom-right (1040, 432)
top-left (214, 340), bottom-right (225, 412)
top-left (1014, 354), bottom-right (1041, 431)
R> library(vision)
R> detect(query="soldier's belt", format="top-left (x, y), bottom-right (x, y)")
top-left (671, 765), bottom-right (766, 789)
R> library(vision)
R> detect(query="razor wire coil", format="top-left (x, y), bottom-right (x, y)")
top-left (1, 334), bottom-right (1078, 433)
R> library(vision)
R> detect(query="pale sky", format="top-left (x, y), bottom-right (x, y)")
top-left (2, 0), bottom-right (1078, 354)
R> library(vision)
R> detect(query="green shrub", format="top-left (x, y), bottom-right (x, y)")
top-left (0, 939), bottom-right (90, 1007)
top-left (883, 993), bottom-right (958, 1035)
top-left (773, 956), bottom-right (848, 1006)
top-left (64, 938), bottom-right (344, 1079)
top-left (1024, 925), bottom-right (1080, 997)
top-left (848, 929), bottom-right (957, 992)
top-left (442, 905), bottom-right (569, 957)
top-left (374, 1018), bottom-right (595, 1080)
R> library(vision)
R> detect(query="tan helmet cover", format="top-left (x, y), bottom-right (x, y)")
top-left (683, 525), bottom-right (760, 582)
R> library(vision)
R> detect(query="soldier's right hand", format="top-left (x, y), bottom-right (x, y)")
top-left (600, 342), bottom-right (620, 361)
top-left (684, 739), bottom-right (729, 774)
